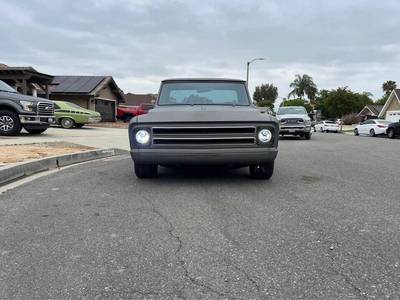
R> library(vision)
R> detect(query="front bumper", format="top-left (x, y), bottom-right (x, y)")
top-left (88, 116), bottom-right (102, 123)
top-left (131, 147), bottom-right (278, 165)
top-left (280, 125), bottom-right (311, 134)
top-left (20, 115), bottom-right (54, 125)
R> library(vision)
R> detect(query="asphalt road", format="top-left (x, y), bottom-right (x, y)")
top-left (1, 133), bottom-right (399, 299)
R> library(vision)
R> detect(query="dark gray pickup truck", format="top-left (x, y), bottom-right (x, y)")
top-left (0, 80), bottom-right (54, 136)
top-left (129, 78), bottom-right (279, 179)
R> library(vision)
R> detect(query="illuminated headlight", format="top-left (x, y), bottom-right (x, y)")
top-left (258, 129), bottom-right (272, 143)
top-left (19, 100), bottom-right (36, 112)
top-left (135, 129), bottom-right (150, 144)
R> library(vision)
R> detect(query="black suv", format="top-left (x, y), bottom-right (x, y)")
top-left (0, 80), bottom-right (54, 136)
top-left (387, 122), bottom-right (400, 139)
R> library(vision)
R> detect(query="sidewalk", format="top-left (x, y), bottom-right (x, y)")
top-left (0, 126), bottom-right (130, 150)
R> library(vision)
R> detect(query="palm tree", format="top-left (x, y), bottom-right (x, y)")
top-left (288, 74), bottom-right (317, 101)
top-left (382, 80), bottom-right (397, 96)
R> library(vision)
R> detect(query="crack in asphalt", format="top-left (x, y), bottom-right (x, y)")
top-left (143, 196), bottom-right (229, 299)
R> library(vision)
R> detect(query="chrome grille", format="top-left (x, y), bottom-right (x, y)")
top-left (151, 125), bottom-right (256, 146)
top-left (281, 118), bottom-right (303, 124)
top-left (37, 102), bottom-right (54, 115)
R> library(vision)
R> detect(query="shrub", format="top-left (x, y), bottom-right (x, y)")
top-left (342, 113), bottom-right (360, 125)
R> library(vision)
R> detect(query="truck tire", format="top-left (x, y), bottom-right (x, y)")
top-left (304, 132), bottom-right (311, 140)
top-left (0, 110), bottom-right (22, 136)
top-left (60, 118), bottom-right (75, 129)
top-left (249, 161), bottom-right (274, 180)
top-left (134, 163), bottom-right (158, 178)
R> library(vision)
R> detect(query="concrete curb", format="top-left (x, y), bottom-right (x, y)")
top-left (0, 148), bottom-right (129, 187)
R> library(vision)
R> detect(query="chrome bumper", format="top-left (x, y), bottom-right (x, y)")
top-left (19, 115), bottom-right (54, 124)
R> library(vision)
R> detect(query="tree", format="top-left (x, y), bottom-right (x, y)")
top-left (288, 74), bottom-right (318, 101)
top-left (253, 83), bottom-right (278, 108)
top-left (319, 87), bottom-right (373, 118)
top-left (375, 94), bottom-right (389, 105)
top-left (382, 80), bottom-right (397, 96)
top-left (281, 98), bottom-right (312, 113)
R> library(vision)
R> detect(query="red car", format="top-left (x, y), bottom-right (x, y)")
top-left (117, 103), bottom-right (153, 122)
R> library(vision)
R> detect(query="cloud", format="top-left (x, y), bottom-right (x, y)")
top-left (0, 0), bottom-right (399, 99)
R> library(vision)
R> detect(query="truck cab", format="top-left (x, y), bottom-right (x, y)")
top-left (0, 80), bottom-right (54, 136)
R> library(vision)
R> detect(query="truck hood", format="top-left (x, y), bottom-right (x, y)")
top-left (134, 105), bottom-right (278, 123)
top-left (276, 114), bottom-right (310, 121)
top-left (0, 91), bottom-right (52, 104)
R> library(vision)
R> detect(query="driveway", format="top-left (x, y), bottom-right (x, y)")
top-left (0, 126), bottom-right (129, 150)
top-left (0, 133), bottom-right (399, 299)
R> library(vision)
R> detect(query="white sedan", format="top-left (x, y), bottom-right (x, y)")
top-left (315, 121), bottom-right (340, 132)
top-left (354, 119), bottom-right (392, 136)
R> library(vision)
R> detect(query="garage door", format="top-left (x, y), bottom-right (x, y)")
top-left (95, 99), bottom-right (115, 122)
top-left (386, 111), bottom-right (400, 122)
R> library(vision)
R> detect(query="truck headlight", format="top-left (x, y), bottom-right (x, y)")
top-left (258, 129), bottom-right (272, 143)
top-left (135, 129), bottom-right (150, 144)
top-left (19, 100), bottom-right (36, 112)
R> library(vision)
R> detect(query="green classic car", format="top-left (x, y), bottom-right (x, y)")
top-left (53, 101), bottom-right (101, 129)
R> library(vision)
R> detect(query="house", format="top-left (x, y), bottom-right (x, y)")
top-left (124, 93), bottom-right (157, 106)
top-left (357, 104), bottom-right (383, 121)
top-left (378, 89), bottom-right (400, 122)
top-left (0, 64), bottom-right (54, 98)
top-left (50, 76), bottom-right (125, 122)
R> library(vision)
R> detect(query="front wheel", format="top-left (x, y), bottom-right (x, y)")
top-left (354, 128), bottom-right (359, 136)
top-left (134, 163), bottom-right (158, 178)
top-left (304, 132), bottom-right (311, 140)
top-left (60, 118), bottom-right (75, 129)
top-left (387, 128), bottom-right (395, 139)
top-left (25, 128), bottom-right (47, 134)
top-left (249, 161), bottom-right (274, 180)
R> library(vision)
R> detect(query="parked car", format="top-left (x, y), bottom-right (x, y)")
top-left (129, 78), bottom-right (279, 179)
top-left (0, 80), bottom-right (54, 136)
top-left (387, 122), bottom-right (400, 139)
top-left (276, 106), bottom-right (312, 139)
top-left (354, 119), bottom-right (392, 136)
top-left (315, 120), bottom-right (340, 132)
top-left (53, 101), bottom-right (101, 129)
top-left (117, 103), bottom-right (152, 122)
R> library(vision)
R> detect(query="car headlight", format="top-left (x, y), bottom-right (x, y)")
top-left (258, 129), bottom-right (272, 143)
top-left (19, 100), bottom-right (36, 112)
top-left (135, 129), bottom-right (150, 144)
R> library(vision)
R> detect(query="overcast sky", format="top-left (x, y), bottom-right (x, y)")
top-left (1, 0), bottom-right (399, 101)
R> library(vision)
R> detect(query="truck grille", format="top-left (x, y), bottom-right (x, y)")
top-left (151, 125), bottom-right (256, 146)
top-left (37, 102), bottom-right (54, 115)
top-left (280, 118), bottom-right (303, 124)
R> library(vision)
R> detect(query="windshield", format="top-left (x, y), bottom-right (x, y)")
top-left (158, 82), bottom-right (250, 106)
top-left (0, 80), bottom-right (17, 93)
top-left (66, 102), bottom-right (84, 109)
top-left (277, 107), bottom-right (307, 115)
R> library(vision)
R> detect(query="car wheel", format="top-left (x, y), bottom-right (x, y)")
top-left (60, 118), bottom-right (75, 129)
top-left (387, 128), bottom-right (395, 139)
top-left (25, 128), bottom-right (47, 134)
top-left (0, 110), bottom-right (22, 136)
top-left (134, 163), bottom-right (158, 178)
top-left (304, 132), bottom-right (311, 140)
top-left (75, 124), bottom-right (84, 129)
top-left (369, 129), bottom-right (375, 137)
top-left (354, 128), bottom-right (359, 136)
top-left (249, 161), bottom-right (274, 180)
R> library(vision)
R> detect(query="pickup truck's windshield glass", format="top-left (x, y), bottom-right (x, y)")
top-left (158, 82), bottom-right (250, 106)
top-left (0, 80), bottom-right (17, 93)
top-left (277, 107), bottom-right (307, 115)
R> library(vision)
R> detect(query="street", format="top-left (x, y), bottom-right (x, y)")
top-left (1, 133), bottom-right (399, 299)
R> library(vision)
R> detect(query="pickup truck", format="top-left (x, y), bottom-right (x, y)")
top-left (276, 106), bottom-right (312, 140)
top-left (117, 103), bottom-right (152, 122)
top-left (129, 78), bottom-right (279, 179)
top-left (0, 80), bottom-right (54, 136)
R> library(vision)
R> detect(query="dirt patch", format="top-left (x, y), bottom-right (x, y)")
top-left (87, 121), bottom-right (128, 129)
top-left (0, 142), bottom-right (94, 165)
